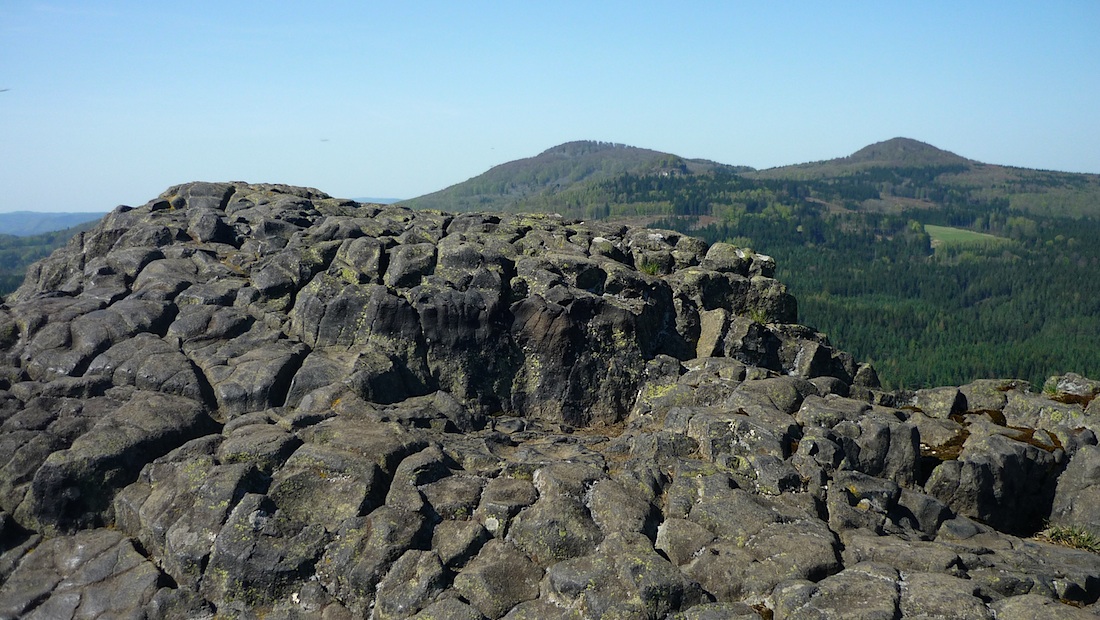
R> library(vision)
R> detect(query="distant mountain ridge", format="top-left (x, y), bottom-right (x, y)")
top-left (404, 137), bottom-right (1100, 219)
top-left (0, 211), bottom-right (106, 236)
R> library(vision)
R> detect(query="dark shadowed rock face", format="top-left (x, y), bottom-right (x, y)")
top-left (0, 182), bottom-right (1098, 618)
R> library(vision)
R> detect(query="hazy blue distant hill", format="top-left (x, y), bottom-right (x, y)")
top-left (0, 211), bottom-right (106, 236)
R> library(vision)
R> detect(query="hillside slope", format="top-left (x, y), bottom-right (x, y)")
top-left (749, 137), bottom-right (973, 179)
top-left (402, 140), bottom-right (744, 213)
top-left (0, 221), bottom-right (102, 297)
top-left (845, 137), bottom-right (974, 166)
top-left (751, 137), bottom-right (1100, 217)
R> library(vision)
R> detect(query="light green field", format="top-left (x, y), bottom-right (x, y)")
top-left (924, 225), bottom-right (1012, 249)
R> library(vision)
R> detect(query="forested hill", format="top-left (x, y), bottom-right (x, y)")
top-left (749, 137), bottom-right (973, 178)
top-left (402, 140), bottom-right (746, 213)
top-left (748, 137), bottom-right (1100, 218)
top-left (0, 221), bottom-right (101, 298)
top-left (405, 137), bottom-right (1100, 220)
top-left (403, 137), bottom-right (1100, 389)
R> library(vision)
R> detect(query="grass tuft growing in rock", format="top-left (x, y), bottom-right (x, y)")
top-left (1038, 525), bottom-right (1100, 553)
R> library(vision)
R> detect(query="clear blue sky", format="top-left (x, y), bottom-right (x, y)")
top-left (2, 1), bottom-right (1098, 212)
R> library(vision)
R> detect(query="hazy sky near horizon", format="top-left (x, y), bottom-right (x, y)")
top-left (1, 2), bottom-right (1098, 213)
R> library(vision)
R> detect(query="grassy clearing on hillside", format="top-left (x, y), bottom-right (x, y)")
top-left (925, 225), bottom-right (1012, 250)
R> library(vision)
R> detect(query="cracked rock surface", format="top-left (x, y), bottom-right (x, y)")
top-left (1, 182), bottom-right (1098, 618)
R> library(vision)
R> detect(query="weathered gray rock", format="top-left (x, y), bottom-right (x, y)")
top-left (15, 391), bottom-right (215, 534)
top-left (268, 441), bottom-right (387, 530)
top-left (373, 549), bottom-right (449, 619)
top-left (316, 505), bottom-right (427, 616)
top-left (990, 594), bottom-right (1098, 619)
top-left (411, 597), bottom-right (487, 620)
top-left (453, 539), bottom-right (542, 618)
top-left (899, 572), bottom-right (992, 620)
top-left (655, 517), bottom-right (716, 566)
top-left (201, 492), bottom-right (329, 609)
top-left (216, 419), bottom-right (301, 473)
top-left (699, 242), bottom-right (751, 276)
top-left (772, 562), bottom-right (901, 620)
top-left (827, 470), bottom-right (901, 535)
top-left (910, 386), bottom-right (967, 418)
top-left (892, 488), bottom-right (954, 537)
top-left (795, 394), bottom-right (872, 428)
top-left (746, 519), bottom-right (841, 587)
top-left (3, 182), bottom-right (1100, 618)
top-left (86, 332), bottom-right (207, 400)
top-left (679, 602), bottom-right (762, 619)
top-left (1050, 444), bottom-right (1100, 532)
top-left (832, 414), bottom-right (920, 486)
top-left (544, 532), bottom-right (698, 618)
top-left (1043, 372), bottom-right (1100, 401)
top-left (924, 431), bottom-right (1062, 534)
top-left (1002, 388), bottom-right (1096, 435)
top-left (842, 533), bottom-right (963, 574)
top-left (475, 474), bottom-right (538, 538)
top-left (112, 435), bottom-right (264, 590)
top-left (958, 378), bottom-right (1027, 411)
top-left (0, 529), bottom-right (162, 620)
top-left (587, 477), bottom-right (657, 536)
top-left (680, 515), bottom-right (840, 602)
top-left (432, 519), bottom-right (489, 568)
top-left (507, 495), bottom-right (603, 565)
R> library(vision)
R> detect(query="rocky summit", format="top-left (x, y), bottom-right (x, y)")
top-left (1, 181), bottom-right (1099, 619)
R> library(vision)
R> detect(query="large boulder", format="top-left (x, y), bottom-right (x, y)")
top-left (15, 391), bottom-right (215, 534)
top-left (1050, 445), bottom-right (1100, 532)
top-left (924, 430), bottom-right (1062, 535)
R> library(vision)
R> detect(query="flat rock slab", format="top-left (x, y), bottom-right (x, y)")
top-left (0, 529), bottom-right (161, 619)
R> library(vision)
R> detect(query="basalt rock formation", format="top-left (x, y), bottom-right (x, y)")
top-left (1, 182), bottom-right (1099, 619)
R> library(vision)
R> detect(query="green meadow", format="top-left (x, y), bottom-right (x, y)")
top-left (924, 225), bottom-right (1013, 250)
